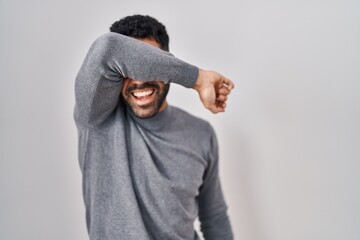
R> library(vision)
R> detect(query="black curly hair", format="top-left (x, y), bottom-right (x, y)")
top-left (110, 15), bottom-right (169, 51)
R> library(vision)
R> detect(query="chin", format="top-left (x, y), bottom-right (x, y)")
top-left (130, 106), bottom-right (159, 119)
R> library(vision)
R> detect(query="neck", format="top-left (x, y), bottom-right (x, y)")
top-left (159, 100), bottom-right (168, 112)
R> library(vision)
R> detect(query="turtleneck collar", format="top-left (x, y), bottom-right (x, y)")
top-left (126, 104), bottom-right (173, 131)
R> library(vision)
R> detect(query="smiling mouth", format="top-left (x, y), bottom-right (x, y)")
top-left (131, 89), bottom-right (155, 99)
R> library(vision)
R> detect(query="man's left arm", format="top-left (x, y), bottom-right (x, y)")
top-left (197, 128), bottom-right (234, 240)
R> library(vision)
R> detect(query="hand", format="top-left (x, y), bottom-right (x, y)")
top-left (193, 69), bottom-right (235, 113)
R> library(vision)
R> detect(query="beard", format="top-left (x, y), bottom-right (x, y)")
top-left (121, 82), bottom-right (170, 119)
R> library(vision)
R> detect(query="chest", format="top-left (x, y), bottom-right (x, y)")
top-left (126, 120), bottom-right (209, 200)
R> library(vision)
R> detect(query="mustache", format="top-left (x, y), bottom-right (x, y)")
top-left (126, 82), bottom-right (160, 94)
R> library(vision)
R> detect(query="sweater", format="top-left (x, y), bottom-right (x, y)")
top-left (74, 32), bottom-right (233, 240)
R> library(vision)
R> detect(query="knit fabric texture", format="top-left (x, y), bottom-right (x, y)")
top-left (74, 33), bottom-right (233, 240)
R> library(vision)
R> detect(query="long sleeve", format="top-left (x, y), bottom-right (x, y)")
top-left (197, 128), bottom-right (234, 240)
top-left (74, 32), bottom-right (198, 127)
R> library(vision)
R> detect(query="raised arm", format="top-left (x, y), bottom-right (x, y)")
top-left (74, 32), bottom-right (235, 127)
top-left (74, 32), bottom-right (198, 126)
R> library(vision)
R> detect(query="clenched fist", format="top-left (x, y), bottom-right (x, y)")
top-left (193, 69), bottom-right (235, 113)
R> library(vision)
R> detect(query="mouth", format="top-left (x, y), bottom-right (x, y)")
top-left (129, 88), bottom-right (156, 105)
top-left (131, 89), bottom-right (155, 99)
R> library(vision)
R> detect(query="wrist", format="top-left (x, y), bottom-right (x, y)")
top-left (193, 69), bottom-right (206, 92)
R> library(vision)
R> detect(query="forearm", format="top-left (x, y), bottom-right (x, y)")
top-left (200, 210), bottom-right (233, 240)
top-left (74, 32), bottom-right (198, 126)
top-left (95, 33), bottom-right (199, 86)
top-left (198, 184), bottom-right (234, 240)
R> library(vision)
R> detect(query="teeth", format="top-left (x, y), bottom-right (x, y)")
top-left (132, 89), bottom-right (154, 97)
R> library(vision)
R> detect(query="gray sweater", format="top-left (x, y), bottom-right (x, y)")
top-left (74, 32), bottom-right (233, 240)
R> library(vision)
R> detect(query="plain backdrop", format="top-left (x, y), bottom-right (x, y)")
top-left (1, 0), bottom-right (359, 240)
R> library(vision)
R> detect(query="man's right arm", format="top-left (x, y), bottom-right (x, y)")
top-left (193, 69), bottom-right (234, 114)
top-left (74, 32), bottom-right (235, 127)
top-left (74, 32), bottom-right (199, 127)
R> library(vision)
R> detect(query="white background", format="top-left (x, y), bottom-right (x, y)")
top-left (1, 0), bottom-right (359, 239)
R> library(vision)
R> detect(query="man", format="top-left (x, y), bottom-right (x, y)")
top-left (74, 15), bottom-right (234, 240)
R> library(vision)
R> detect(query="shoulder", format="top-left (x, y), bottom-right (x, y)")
top-left (169, 106), bottom-right (219, 163)
top-left (170, 105), bottom-right (216, 137)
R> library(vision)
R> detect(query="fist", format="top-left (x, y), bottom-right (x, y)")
top-left (193, 69), bottom-right (235, 113)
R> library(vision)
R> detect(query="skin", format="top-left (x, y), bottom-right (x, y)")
top-left (193, 69), bottom-right (234, 113)
top-left (121, 38), bottom-right (235, 118)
